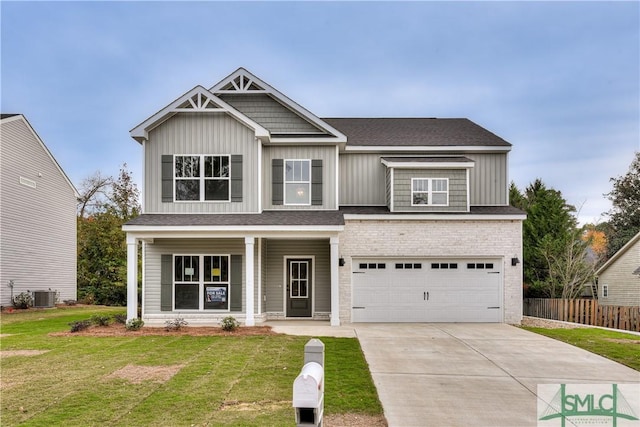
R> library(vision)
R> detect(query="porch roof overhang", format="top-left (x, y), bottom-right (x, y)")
top-left (123, 211), bottom-right (344, 239)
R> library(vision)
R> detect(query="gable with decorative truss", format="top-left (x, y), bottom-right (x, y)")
top-left (211, 68), bottom-right (347, 143)
top-left (130, 85), bottom-right (269, 143)
top-left (217, 73), bottom-right (265, 92)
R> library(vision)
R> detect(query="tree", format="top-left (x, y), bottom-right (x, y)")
top-left (540, 228), bottom-right (601, 300)
top-left (511, 179), bottom-right (577, 296)
top-left (605, 152), bottom-right (640, 257)
top-left (77, 164), bottom-right (140, 305)
top-left (77, 172), bottom-right (112, 218)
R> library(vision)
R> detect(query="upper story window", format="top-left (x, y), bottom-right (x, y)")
top-left (411, 178), bottom-right (448, 206)
top-left (175, 155), bottom-right (230, 202)
top-left (285, 159), bottom-right (311, 205)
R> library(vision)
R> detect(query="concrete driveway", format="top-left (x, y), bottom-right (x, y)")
top-left (355, 323), bottom-right (640, 427)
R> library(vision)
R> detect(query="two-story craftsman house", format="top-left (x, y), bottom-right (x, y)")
top-left (123, 68), bottom-right (525, 326)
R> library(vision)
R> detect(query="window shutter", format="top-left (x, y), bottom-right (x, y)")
top-left (230, 255), bottom-right (243, 312)
top-left (311, 159), bottom-right (323, 206)
top-left (161, 155), bottom-right (173, 203)
top-left (161, 254), bottom-right (172, 311)
top-left (231, 155), bottom-right (243, 202)
top-left (272, 159), bottom-right (284, 205)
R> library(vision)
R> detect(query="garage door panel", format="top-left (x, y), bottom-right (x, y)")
top-left (352, 258), bottom-right (502, 323)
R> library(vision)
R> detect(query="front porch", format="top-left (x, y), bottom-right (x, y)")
top-left (124, 230), bottom-right (342, 327)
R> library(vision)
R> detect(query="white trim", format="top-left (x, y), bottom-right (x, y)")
top-left (330, 236), bottom-right (340, 326)
top-left (130, 85), bottom-right (270, 142)
top-left (389, 168), bottom-right (395, 212)
top-left (210, 68), bottom-right (347, 143)
top-left (411, 178), bottom-right (449, 207)
top-left (173, 253), bottom-right (232, 312)
top-left (284, 159), bottom-right (311, 206)
top-left (335, 145), bottom-right (340, 209)
top-left (257, 237), bottom-right (262, 315)
top-left (121, 228), bottom-right (344, 240)
top-left (269, 137), bottom-right (343, 145)
top-left (126, 237), bottom-right (138, 321)
top-left (141, 240), bottom-right (146, 318)
top-left (381, 159), bottom-right (475, 169)
top-left (343, 214), bottom-right (526, 221)
top-left (346, 145), bottom-right (511, 153)
top-left (141, 140), bottom-right (146, 213)
top-left (466, 169), bottom-right (471, 212)
top-left (173, 154), bottom-right (231, 203)
top-left (245, 237), bottom-right (255, 326)
top-left (602, 284), bottom-right (609, 298)
top-left (257, 138), bottom-right (263, 212)
top-left (283, 255), bottom-right (316, 318)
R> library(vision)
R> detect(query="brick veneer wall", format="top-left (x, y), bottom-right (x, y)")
top-left (338, 219), bottom-right (524, 324)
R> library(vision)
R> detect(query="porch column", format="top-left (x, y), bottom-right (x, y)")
top-left (330, 236), bottom-right (340, 326)
top-left (126, 234), bottom-right (138, 321)
top-left (245, 237), bottom-right (255, 326)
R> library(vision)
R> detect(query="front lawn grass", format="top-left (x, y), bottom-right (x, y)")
top-left (522, 326), bottom-right (640, 371)
top-left (1, 307), bottom-right (383, 426)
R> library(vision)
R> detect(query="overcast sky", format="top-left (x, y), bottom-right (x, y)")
top-left (2, 1), bottom-right (638, 224)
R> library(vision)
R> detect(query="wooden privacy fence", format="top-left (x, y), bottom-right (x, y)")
top-left (523, 298), bottom-right (640, 333)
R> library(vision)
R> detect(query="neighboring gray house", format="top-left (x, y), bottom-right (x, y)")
top-left (123, 68), bottom-right (525, 326)
top-left (596, 231), bottom-right (640, 307)
top-left (0, 114), bottom-right (78, 307)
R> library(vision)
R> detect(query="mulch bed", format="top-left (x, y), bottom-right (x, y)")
top-left (50, 323), bottom-right (279, 337)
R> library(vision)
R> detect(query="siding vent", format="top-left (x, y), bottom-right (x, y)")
top-left (19, 176), bottom-right (37, 189)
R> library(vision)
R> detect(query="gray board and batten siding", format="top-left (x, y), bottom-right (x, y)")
top-left (143, 238), bottom-right (259, 315)
top-left (262, 145), bottom-right (337, 210)
top-left (145, 113), bottom-right (260, 213)
top-left (0, 116), bottom-right (77, 306)
top-left (142, 238), bottom-right (331, 317)
top-left (339, 152), bottom-right (508, 206)
top-left (263, 239), bottom-right (331, 315)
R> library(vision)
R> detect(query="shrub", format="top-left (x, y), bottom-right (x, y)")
top-left (12, 292), bottom-right (33, 309)
top-left (165, 317), bottom-right (188, 331)
top-left (125, 318), bottom-right (144, 331)
top-left (112, 313), bottom-right (127, 324)
top-left (91, 314), bottom-right (111, 327)
top-left (69, 320), bottom-right (92, 333)
top-left (220, 316), bottom-right (240, 332)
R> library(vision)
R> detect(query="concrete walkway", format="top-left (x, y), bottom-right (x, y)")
top-left (267, 321), bottom-right (640, 427)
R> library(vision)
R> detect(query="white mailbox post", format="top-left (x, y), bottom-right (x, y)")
top-left (293, 339), bottom-right (325, 426)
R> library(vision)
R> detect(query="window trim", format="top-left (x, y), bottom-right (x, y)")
top-left (411, 178), bottom-right (449, 206)
top-left (173, 254), bottom-right (231, 311)
top-left (174, 154), bottom-right (231, 202)
top-left (284, 159), bottom-right (311, 206)
top-left (602, 284), bottom-right (608, 298)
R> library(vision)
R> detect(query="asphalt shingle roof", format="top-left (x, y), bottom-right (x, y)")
top-left (125, 210), bottom-right (345, 227)
top-left (323, 118), bottom-right (511, 147)
top-left (125, 206), bottom-right (525, 227)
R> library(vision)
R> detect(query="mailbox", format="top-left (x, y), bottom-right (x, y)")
top-left (293, 361), bottom-right (324, 426)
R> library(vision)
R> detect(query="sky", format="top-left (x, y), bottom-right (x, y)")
top-left (1, 1), bottom-right (638, 225)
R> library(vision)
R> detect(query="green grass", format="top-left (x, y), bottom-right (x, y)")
top-left (522, 326), bottom-right (640, 371)
top-left (0, 307), bottom-right (382, 426)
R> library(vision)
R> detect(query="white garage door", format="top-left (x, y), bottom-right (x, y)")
top-left (352, 259), bottom-right (502, 322)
